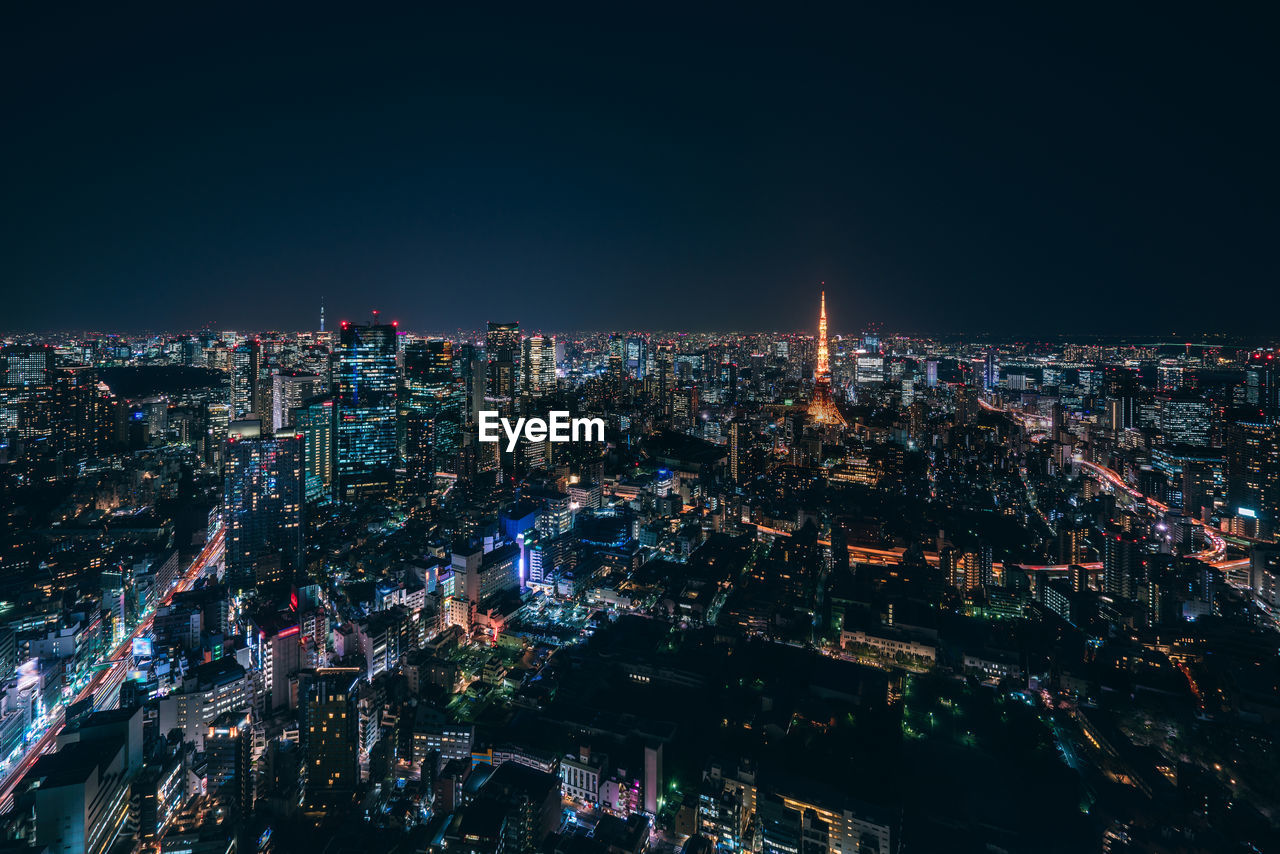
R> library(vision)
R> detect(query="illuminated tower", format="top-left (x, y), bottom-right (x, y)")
top-left (807, 289), bottom-right (847, 427)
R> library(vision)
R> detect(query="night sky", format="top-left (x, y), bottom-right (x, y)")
top-left (4, 6), bottom-right (1277, 336)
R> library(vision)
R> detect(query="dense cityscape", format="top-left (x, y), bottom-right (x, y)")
top-left (5, 2), bottom-right (1278, 852)
top-left (0, 295), bottom-right (1276, 853)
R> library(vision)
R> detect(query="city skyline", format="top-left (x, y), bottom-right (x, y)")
top-left (3, 292), bottom-right (1277, 345)
top-left (2, 294), bottom-right (1279, 853)
top-left (2, 6), bottom-right (1279, 854)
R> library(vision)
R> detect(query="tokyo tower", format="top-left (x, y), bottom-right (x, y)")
top-left (807, 289), bottom-right (847, 426)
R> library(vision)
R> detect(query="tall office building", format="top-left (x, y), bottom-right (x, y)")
top-left (624, 336), bottom-right (647, 380)
top-left (459, 343), bottom-right (486, 428)
top-left (728, 421), bottom-right (746, 485)
top-left (1157, 395), bottom-right (1214, 447)
top-left (521, 335), bottom-right (557, 397)
top-left (1226, 411), bottom-right (1280, 528)
top-left (403, 340), bottom-right (463, 486)
top-left (24, 737), bottom-right (133, 854)
top-left (1, 344), bottom-right (56, 386)
top-left (1, 345), bottom-right (57, 440)
top-left (228, 340), bottom-right (262, 420)
top-left (855, 355), bottom-right (884, 385)
top-left (924, 359), bottom-right (939, 388)
top-left (1104, 529), bottom-right (1146, 601)
top-left (224, 421), bottom-right (305, 591)
top-left (272, 370), bottom-right (323, 432)
top-left (653, 344), bottom-right (675, 414)
top-left (954, 385), bottom-right (979, 425)
top-left (1107, 396), bottom-right (1136, 434)
top-left (486, 321), bottom-right (520, 410)
top-left (294, 396), bottom-right (335, 501)
top-left (51, 367), bottom-right (111, 458)
top-left (334, 321), bottom-right (399, 500)
top-left (301, 667), bottom-right (361, 814)
top-left (1245, 351), bottom-right (1278, 414)
top-left (206, 709), bottom-right (255, 818)
top-left (250, 612), bottom-right (302, 713)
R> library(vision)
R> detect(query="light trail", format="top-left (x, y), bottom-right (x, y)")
top-left (979, 396), bottom-right (1233, 569)
top-left (0, 525), bottom-right (224, 812)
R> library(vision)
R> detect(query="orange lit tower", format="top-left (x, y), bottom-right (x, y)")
top-left (807, 289), bottom-right (847, 426)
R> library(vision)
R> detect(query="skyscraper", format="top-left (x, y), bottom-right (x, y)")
top-left (224, 421), bottom-right (305, 591)
top-left (486, 321), bottom-right (520, 411)
top-left (521, 335), bottom-right (556, 397)
top-left (228, 340), bottom-right (262, 420)
top-left (1, 344), bottom-right (55, 386)
top-left (301, 667), bottom-right (360, 814)
top-left (403, 339), bottom-right (463, 487)
top-left (1226, 411), bottom-right (1280, 529)
top-left (294, 396), bottom-right (335, 501)
top-left (624, 335), bottom-right (647, 380)
top-left (1157, 394), bottom-right (1214, 447)
top-left (271, 370), bottom-right (323, 433)
top-left (1104, 529), bottom-right (1146, 601)
top-left (205, 709), bottom-right (255, 819)
top-left (334, 320), bottom-right (399, 500)
top-left (982, 349), bottom-right (998, 392)
top-left (728, 420), bottom-right (746, 484)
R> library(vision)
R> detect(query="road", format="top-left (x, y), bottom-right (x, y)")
top-left (0, 525), bottom-right (224, 812)
top-left (977, 396), bottom-right (1235, 569)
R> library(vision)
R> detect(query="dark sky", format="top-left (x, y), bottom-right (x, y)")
top-left (3, 5), bottom-right (1277, 336)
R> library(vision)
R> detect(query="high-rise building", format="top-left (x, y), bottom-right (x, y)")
top-left (1245, 351), bottom-right (1278, 414)
top-left (471, 761), bottom-right (562, 854)
top-left (301, 667), bottom-right (360, 814)
top-left (521, 335), bottom-right (556, 397)
top-left (224, 421), bottom-right (305, 591)
top-left (1, 344), bottom-right (55, 387)
top-left (51, 367), bottom-right (111, 458)
top-left (982, 349), bottom-right (998, 391)
top-left (403, 340), bottom-right (463, 486)
top-left (924, 359), bottom-right (939, 388)
top-left (228, 340), bottom-right (262, 420)
top-left (854, 355), bottom-right (884, 385)
top-left (955, 385), bottom-right (979, 425)
top-left (24, 737), bottom-right (133, 854)
top-left (1057, 524), bottom-right (1086, 566)
top-left (132, 753), bottom-right (184, 845)
top-left (486, 321), bottom-right (520, 410)
top-left (1157, 395), bottom-right (1214, 447)
top-left (272, 370), bottom-right (323, 433)
top-left (624, 336), bottom-right (647, 380)
top-left (728, 420), bottom-right (747, 485)
top-left (294, 396), bottom-right (335, 501)
top-left (1226, 410), bottom-right (1280, 529)
top-left (334, 321), bottom-right (399, 500)
top-left (1107, 396), bottom-right (1136, 434)
top-left (250, 612), bottom-right (302, 714)
top-left (1104, 529), bottom-right (1146, 601)
top-left (454, 543), bottom-right (520, 606)
top-left (206, 709), bottom-right (255, 818)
